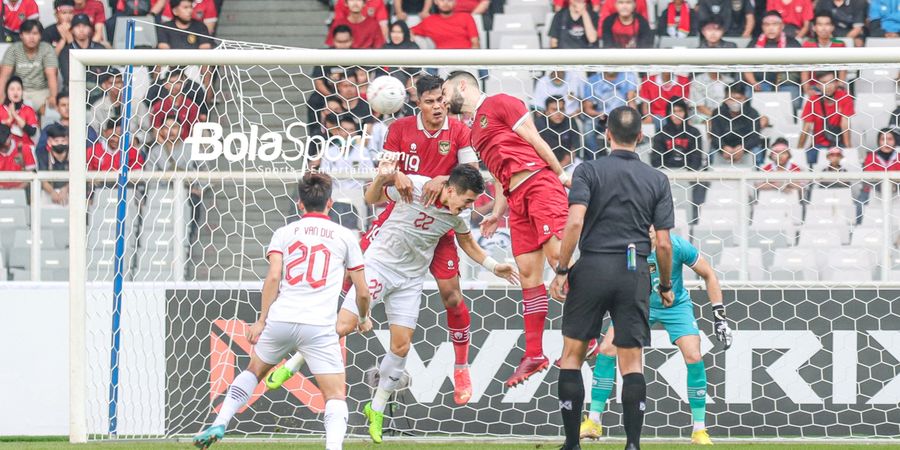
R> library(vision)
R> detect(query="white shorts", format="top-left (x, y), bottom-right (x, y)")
top-left (253, 321), bottom-right (344, 375)
top-left (341, 262), bottom-right (424, 329)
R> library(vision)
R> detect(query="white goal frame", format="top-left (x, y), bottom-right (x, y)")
top-left (67, 47), bottom-right (900, 443)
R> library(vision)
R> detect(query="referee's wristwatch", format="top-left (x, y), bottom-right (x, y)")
top-left (656, 282), bottom-right (673, 294)
top-left (555, 265), bottom-right (570, 276)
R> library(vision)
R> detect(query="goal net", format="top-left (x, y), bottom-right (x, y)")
top-left (67, 37), bottom-right (900, 443)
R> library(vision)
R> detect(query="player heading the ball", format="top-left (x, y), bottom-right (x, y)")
top-left (193, 172), bottom-right (371, 450)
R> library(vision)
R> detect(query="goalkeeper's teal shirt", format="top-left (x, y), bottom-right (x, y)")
top-left (647, 234), bottom-right (700, 309)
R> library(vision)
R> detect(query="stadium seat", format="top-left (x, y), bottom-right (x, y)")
top-left (751, 92), bottom-right (796, 135)
top-left (35, 0), bottom-right (55, 28)
top-left (503, 0), bottom-right (551, 26)
top-left (539, 12), bottom-right (555, 47)
top-left (0, 189), bottom-right (27, 208)
top-left (855, 68), bottom-right (898, 94)
top-left (823, 247), bottom-right (874, 281)
top-left (413, 35), bottom-right (435, 49)
top-left (472, 14), bottom-right (487, 49)
top-left (497, 33), bottom-right (541, 50)
top-left (850, 94), bottom-right (896, 151)
top-left (797, 225), bottom-right (847, 248)
top-left (770, 247), bottom-right (819, 281)
top-left (725, 37), bottom-right (751, 48)
top-left (112, 17), bottom-right (158, 49)
top-left (492, 13), bottom-right (536, 33)
top-left (696, 206), bottom-right (739, 227)
top-left (484, 69), bottom-right (534, 100)
top-left (12, 229), bottom-right (55, 250)
top-left (40, 249), bottom-right (68, 281)
top-left (804, 206), bottom-right (851, 237)
top-left (672, 208), bottom-right (689, 237)
top-left (864, 38), bottom-right (900, 47)
top-left (704, 181), bottom-right (744, 208)
top-left (41, 207), bottom-right (69, 248)
top-left (756, 190), bottom-right (802, 222)
top-left (0, 207), bottom-right (28, 264)
top-left (807, 187), bottom-right (857, 220)
top-left (657, 37), bottom-right (698, 49)
top-left (716, 247), bottom-right (765, 281)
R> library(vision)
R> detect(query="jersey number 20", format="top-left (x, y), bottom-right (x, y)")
top-left (285, 241), bottom-right (332, 288)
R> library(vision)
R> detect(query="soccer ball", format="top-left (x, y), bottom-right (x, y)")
top-left (367, 75), bottom-right (406, 115)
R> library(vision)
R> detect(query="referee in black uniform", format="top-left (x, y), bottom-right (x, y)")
top-left (550, 106), bottom-right (676, 450)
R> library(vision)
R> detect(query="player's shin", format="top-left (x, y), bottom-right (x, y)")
top-left (446, 301), bottom-right (471, 366)
top-left (372, 350), bottom-right (407, 413)
top-left (589, 353), bottom-right (617, 423)
top-left (324, 399), bottom-right (348, 450)
top-left (212, 370), bottom-right (259, 428)
top-left (687, 360), bottom-right (707, 431)
top-left (284, 352), bottom-right (306, 373)
top-left (522, 285), bottom-right (549, 357)
top-left (558, 369), bottom-right (585, 448)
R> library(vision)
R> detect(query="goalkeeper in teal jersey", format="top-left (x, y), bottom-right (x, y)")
top-left (581, 228), bottom-right (733, 445)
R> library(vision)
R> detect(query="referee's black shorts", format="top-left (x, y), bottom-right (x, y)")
top-left (561, 252), bottom-right (651, 348)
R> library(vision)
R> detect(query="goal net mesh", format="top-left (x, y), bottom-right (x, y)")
top-left (73, 33), bottom-right (900, 441)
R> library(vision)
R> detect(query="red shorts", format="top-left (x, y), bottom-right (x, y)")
top-left (360, 202), bottom-right (460, 280)
top-left (506, 169), bottom-right (568, 257)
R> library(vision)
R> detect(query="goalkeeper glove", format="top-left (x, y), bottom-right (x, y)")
top-left (712, 304), bottom-right (732, 350)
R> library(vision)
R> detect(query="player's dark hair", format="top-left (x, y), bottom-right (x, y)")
top-left (57, 90), bottom-right (69, 101)
top-left (20, 20), bottom-right (42, 34)
top-left (607, 106), bottom-right (642, 146)
top-left (415, 74), bottom-right (443, 97)
top-left (46, 123), bottom-right (68, 139)
top-left (299, 172), bottom-right (333, 213)
top-left (446, 70), bottom-right (479, 88)
top-left (332, 24), bottom-right (353, 38)
top-left (545, 95), bottom-right (564, 110)
top-left (448, 164), bottom-right (485, 195)
top-left (728, 81), bottom-right (750, 98)
top-left (813, 10), bottom-right (833, 24)
top-left (54, 0), bottom-right (74, 8)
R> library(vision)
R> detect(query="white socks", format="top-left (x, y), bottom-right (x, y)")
top-left (371, 351), bottom-right (407, 413)
top-left (212, 370), bottom-right (258, 428)
top-left (693, 421), bottom-right (706, 432)
top-left (284, 353), bottom-right (306, 373)
top-left (324, 399), bottom-right (348, 450)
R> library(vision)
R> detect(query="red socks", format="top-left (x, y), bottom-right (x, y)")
top-left (446, 301), bottom-right (471, 366)
top-left (522, 285), bottom-right (549, 357)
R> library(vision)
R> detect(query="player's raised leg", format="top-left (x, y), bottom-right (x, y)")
top-left (435, 273), bottom-right (473, 405)
top-left (365, 323), bottom-right (415, 443)
top-left (582, 327), bottom-right (617, 439)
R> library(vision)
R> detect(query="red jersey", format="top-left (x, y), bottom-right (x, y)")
top-left (863, 151), bottom-right (900, 171)
top-left (74, 0), bottom-right (107, 25)
top-left (552, 0), bottom-right (648, 24)
top-left (334, 0), bottom-right (388, 23)
top-left (454, 0), bottom-right (482, 13)
top-left (762, 161), bottom-right (801, 172)
top-left (767, 0), bottom-right (813, 27)
top-left (800, 89), bottom-right (854, 147)
top-left (411, 13), bottom-right (478, 49)
top-left (639, 74), bottom-right (690, 117)
top-left (3, 0), bottom-right (39, 33)
top-left (160, 0), bottom-right (219, 24)
top-left (383, 115), bottom-right (476, 177)
top-left (326, 15), bottom-right (385, 48)
top-left (0, 103), bottom-right (38, 152)
top-left (87, 142), bottom-right (143, 171)
top-left (470, 94), bottom-right (546, 193)
top-left (0, 143), bottom-right (34, 188)
top-left (151, 96), bottom-right (201, 140)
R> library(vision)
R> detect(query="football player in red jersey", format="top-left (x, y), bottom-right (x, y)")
top-left (443, 71), bottom-right (571, 387)
top-left (266, 75), bottom-right (481, 405)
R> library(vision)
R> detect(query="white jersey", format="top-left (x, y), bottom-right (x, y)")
top-left (367, 175), bottom-right (470, 278)
top-left (266, 213), bottom-right (365, 326)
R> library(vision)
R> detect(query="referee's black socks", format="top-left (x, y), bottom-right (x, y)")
top-left (557, 369), bottom-right (584, 449)
top-left (622, 372), bottom-right (647, 449)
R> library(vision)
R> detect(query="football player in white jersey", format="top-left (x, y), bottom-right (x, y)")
top-left (345, 159), bottom-right (520, 443)
top-left (193, 172), bottom-right (371, 450)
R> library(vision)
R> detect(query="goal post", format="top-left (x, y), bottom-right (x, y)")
top-left (67, 47), bottom-right (900, 443)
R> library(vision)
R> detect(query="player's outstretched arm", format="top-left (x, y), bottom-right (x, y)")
top-left (364, 158), bottom-right (398, 205)
top-left (250, 253), bottom-right (283, 344)
top-left (456, 232), bottom-right (520, 285)
top-left (480, 186), bottom-right (508, 238)
top-left (691, 256), bottom-right (732, 349)
top-left (348, 267), bottom-right (372, 333)
top-left (514, 116), bottom-right (570, 186)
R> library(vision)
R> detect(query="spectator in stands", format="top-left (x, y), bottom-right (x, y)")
top-left (857, 128), bottom-right (900, 221)
top-left (307, 29), bottom-right (352, 126)
top-left (0, 20), bottom-right (59, 114)
top-left (601, 0), bottom-right (653, 48)
top-left (597, 0), bottom-right (648, 25)
top-left (335, 0), bottom-right (388, 38)
top-left (145, 114), bottom-right (192, 171)
top-left (43, 0), bottom-right (75, 49)
top-left (0, 124), bottom-right (33, 189)
top-left (868, 0), bottom-right (900, 37)
top-left (454, 0), bottom-right (489, 14)
top-left (327, 0), bottom-right (386, 49)
top-left (160, 0), bottom-right (216, 34)
top-left (394, 0), bottom-right (428, 23)
top-left (312, 113), bottom-right (373, 229)
top-left (815, 0), bottom-right (865, 44)
top-left (711, 137), bottom-right (756, 170)
top-left (37, 91), bottom-right (95, 162)
top-left (548, 0), bottom-right (599, 49)
top-left (88, 120), bottom-right (144, 171)
top-left (151, 72), bottom-right (202, 140)
top-left (582, 70), bottom-right (637, 154)
top-left (335, 69), bottom-right (375, 133)
top-left (744, 12), bottom-right (801, 108)
top-left (766, 0), bottom-right (813, 38)
top-left (651, 97), bottom-right (704, 171)
top-left (798, 70), bottom-right (853, 167)
top-left (89, 69), bottom-right (149, 146)
top-left (157, 0), bottom-right (213, 49)
top-left (146, 66), bottom-right (206, 114)
top-left (2, 0), bottom-right (40, 42)
top-left (58, 14), bottom-right (105, 87)
top-left (690, 70), bottom-right (735, 118)
top-left (532, 70), bottom-right (584, 115)
top-left (37, 123), bottom-right (69, 206)
top-left (818, 146), bottom-right (852, 188)
top-left (0, 76), bottom-right (37, 160)
top-left (800, 12), bottom-right (847, 93)
top-left (107, 0), bottom-right (168, 42)
top-left (385, 21), bottom-right (419, 49)
top-left (73, 0), bottom-right (108, 43)
top-left (698, 17), bottom-right (740, 47)
top-left (411, 0), bottom-right (479, 49)
top-left (757, 137), bottom-right (805, 192)
top-left (696, 0), bottom-right (754, 37)
top-left (639, 71), bottom-right (690, 129)
top-left (656, 0), bottom-right (696, 37)
top-left (709, 81), bottom-right (768, 165)
top-left (537, 96), bottom-right (582, 158)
